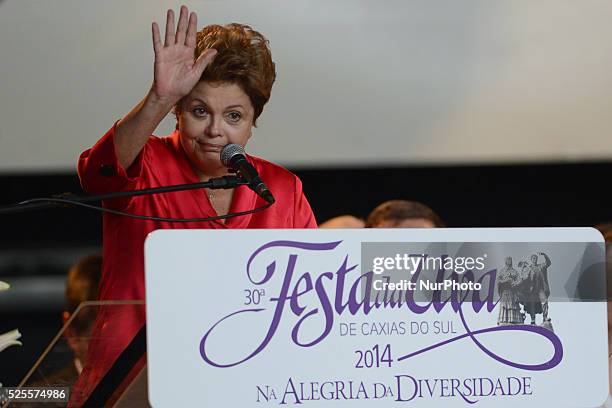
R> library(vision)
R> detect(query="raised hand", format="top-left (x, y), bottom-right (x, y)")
top-left (151, 6), bottom-right (217, 104)
top-left (113, 6), bottom-right (216, 170)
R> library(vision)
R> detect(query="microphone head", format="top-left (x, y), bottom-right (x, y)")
top-left (220, 144), bottom-right (245, 167)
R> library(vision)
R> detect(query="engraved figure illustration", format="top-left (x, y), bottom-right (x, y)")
top-left (497, 257), bottom-right (525, 325)
top-left (517, 258), bottom-right (541, 321)
top-left (518, 252), bottom-right (553, 331)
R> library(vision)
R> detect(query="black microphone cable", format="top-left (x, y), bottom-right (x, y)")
top-left (0, 176), bottom-right (273, 223)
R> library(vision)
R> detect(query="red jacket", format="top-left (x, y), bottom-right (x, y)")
top-left (70, 124), bottom-right (317, 405)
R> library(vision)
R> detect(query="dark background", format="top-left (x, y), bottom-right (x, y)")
top-left (0, 161), bottom-right (609, 386)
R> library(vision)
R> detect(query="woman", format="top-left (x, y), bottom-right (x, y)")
top-left (72, 6), bottom-right (316, 404)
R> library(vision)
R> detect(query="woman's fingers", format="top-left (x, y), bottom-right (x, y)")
top-left (164, 9), bottom-right (175, 46)
top-left (159, 7), bottom-right (195, 48)
top-left (185, 11), bottom-right (198, 47)
top-left (152, 22), bottom-right (162, 54)
top-left (175, 5), bottom-right (188, 45)
top-left (194, 48), bottom-right (217, 74)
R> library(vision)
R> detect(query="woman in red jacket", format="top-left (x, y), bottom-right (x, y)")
top-left (72, 6), bottom-right (316, 404)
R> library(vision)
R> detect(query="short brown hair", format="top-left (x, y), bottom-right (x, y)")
top-left (595, 222), bottom-right (612, 242)
top-left (366, 200), bottom-right (445, 228)
top-left (65, 254), bottom-right (102, 313)
top-left (193, 23), bottom-right (276, 126)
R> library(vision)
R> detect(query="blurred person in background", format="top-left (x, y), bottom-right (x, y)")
top-left (319, 215), bottom-right (365, 228)
top-left (365, 199), bottom-right (444, 228)
top-left (62, 254), bottom-right (101, 379)
top-left (33, 254), bottom-right (101, 388)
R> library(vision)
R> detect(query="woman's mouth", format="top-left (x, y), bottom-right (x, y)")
top-left (197, 141), bottom-right (224, 153)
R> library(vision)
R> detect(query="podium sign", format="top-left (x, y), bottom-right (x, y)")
top-left (145, 228), bottom-right (607, 407)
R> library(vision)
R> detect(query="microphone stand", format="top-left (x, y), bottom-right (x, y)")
top-left (0, 175), bottom-right (249, 215)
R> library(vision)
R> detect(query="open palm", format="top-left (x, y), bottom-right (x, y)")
top-left (151, 6), bottom-right (217, 103)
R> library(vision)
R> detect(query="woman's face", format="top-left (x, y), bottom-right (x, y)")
top-left (178, 81), bottom-right (254, 177)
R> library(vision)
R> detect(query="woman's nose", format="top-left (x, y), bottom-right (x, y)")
top-left (205, 115), bottom-right (223, 138)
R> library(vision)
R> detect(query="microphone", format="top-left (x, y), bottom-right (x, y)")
top-left (220, 144), bottom-right (275, 204)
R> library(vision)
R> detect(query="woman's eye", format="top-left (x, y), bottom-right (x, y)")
top-left (192, 107), bottom-right (208, 117)
top-left (227, 112), bottom-right (242, 122)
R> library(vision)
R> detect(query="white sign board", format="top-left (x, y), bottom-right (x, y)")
top-left (145, 228), bottom-right (607, 407)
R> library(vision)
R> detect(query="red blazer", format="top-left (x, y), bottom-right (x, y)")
top-left (70, 124), bottom-right (317, 405)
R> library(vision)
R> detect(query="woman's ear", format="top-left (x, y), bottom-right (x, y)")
top-left (173, 104), bottom-right (182, 130)
top-left (173, 95), bottom-right (186, 117)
